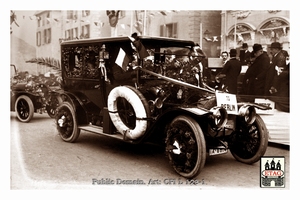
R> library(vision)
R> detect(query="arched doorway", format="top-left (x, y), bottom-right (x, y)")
top-left (257, 17), bottom-right (290, 53)
top-left (226, 22), bottom-right (256, 49)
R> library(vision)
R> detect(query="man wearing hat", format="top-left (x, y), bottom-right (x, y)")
top-left (216, 48), bottom-right (242, 94)
top-left (266, 42), bottom-right (289, 97)
top-left (239, 43), bottom-right (251, 66)
top-left (189, 47), bottom-right (213, 87)
top-left (242, 43), bottom-right (270, 96)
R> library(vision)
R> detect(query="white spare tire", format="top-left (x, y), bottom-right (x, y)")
top-left (107, 85), bottom-right (150, 140)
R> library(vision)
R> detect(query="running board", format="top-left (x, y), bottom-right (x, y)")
top-left (78, 124), bottom-right (124, 140)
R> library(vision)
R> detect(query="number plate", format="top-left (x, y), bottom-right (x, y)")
top-left (209, 148), bottom-right (228, 156)
top-left (216, 92), bottom-right (238, 115)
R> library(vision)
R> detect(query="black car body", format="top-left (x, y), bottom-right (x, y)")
top-left (55, 36), bottom-right (270, 178)
top-left (10, 64), bottom-right (62, 122)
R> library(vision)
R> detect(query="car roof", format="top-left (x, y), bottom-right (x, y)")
top-left (60, 36), bottom-right (196, 48)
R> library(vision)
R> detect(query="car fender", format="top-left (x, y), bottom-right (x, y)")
top-left (10, 91), bottom-right (41, 111)
top-left (140, 107), bottom-right (210, 142)
top-left (57, 91), bottom-right (91, 124)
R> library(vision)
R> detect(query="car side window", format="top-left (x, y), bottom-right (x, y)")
top-left (62, 45), bottom-right (100, 79)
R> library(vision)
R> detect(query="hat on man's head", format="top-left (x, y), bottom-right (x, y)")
top-left (270, 42), bottom-right (282, 49)
top-left (229, 49), bottom-right (237, 57)
top-left (242, 43), bottom-right (248, 48)
top-left (131, 32), bottom-right (138, 38)
top-left (252, 44), bottom-right (263, 53)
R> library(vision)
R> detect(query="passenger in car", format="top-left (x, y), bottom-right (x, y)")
top-left (45, 73), bottom-right (60, 86)
top-left (188, 49), bottom-right (212, 88)
top-left (85, 61), bottom-right (99, 79)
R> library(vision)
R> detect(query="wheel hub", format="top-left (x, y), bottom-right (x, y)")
top-left (58, 115), bottom-right (66, 127)
top-left (172, 140), bottom-right (181, 154)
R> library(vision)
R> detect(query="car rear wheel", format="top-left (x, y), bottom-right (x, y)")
top-left (165, 115), bottom-right (206, 179)
top-left (46, 95), bottom-right (63, 118)
top-left (230, 114), bottom-right (269, 164)
top-left (15, 95), bottom-right (34, 123)
top-left (55, 102), bottom-right (80, 142)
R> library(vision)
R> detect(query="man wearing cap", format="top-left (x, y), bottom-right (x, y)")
top-left (266, 42), bottom-right (289, 97)
top-left (242, 43), bottom-right (270, 96)
top-left (216, 49), bottom-right (241, 94)
top-left (239, 43), bottom-right (251, 66)
top-left (189, 48), bottom-right (212, 87)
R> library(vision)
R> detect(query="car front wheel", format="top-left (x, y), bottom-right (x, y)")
top-left (15, 95), bottom-right (34, 123)
top-left (165, 115), bottom-right (206, 179)
top-left (229, 114), bottom-right (269, 164)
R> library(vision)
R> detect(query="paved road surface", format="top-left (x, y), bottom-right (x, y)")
top-left (10, 112), bottom-right (290, 190)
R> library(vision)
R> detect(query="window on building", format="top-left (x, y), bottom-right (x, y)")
top-left (37, 16), bottom-right (41, 27)
top-left (44, 28), bottom-right (51, 44)
top-left (81, 25), bottom-right (90, 39)
top-left (119, 10), bottom-right (126, 18)
top-left (36, 31), bottom-right (41, 46)
top-left (82, 10), bottom-right (90, 17)
top-left (46, 12), bottom-right (50, 24)
top-left (69, 29), bottom-right (73, 40)
top-left (65, 29), bottom-right (72, 40)
top-left (43, 29), bottom-right (47, 44)
top-left (160, 23), bottom-right (177, 38)
top-left (73, 10), bottom-right (78, 20)
top-left (67, 10), bottom-right (74, 19)
top-left (73, 28), bottom-right (78, 39)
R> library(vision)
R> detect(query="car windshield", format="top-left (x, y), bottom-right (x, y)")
top-left (139, 43), bottom-right (207, 89)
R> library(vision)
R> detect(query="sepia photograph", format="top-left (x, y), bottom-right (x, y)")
top-left (6, 1), bottom-right (297, 198)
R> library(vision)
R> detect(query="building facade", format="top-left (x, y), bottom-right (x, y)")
top-left (33, 10), bottom-right (290, 73)
top-left (221, 10), bottom-right (290, 55)
top-left (34, 10), bottom-right (222, 61)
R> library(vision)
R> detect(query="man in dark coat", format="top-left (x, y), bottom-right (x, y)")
top-left (242, 44), bottom-right (270, 96)
top-left (266, 42), bottom-right (289, 97)
top-left (216, 49), bottom-right (241, 94)
top-left (266, 42), bottom-right (289, 112)
top-left (239, 43), bottom-right (251, 66)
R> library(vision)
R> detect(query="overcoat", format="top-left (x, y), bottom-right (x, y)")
top-left (243, 52), bottom-right (270, 96)
top-left (218, 58), bottom-right (242, 94)
top-left (265, 50), bottom-right (288, 96)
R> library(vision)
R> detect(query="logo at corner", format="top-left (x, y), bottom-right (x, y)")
top-left (260, 156), bottom-right (285, 188)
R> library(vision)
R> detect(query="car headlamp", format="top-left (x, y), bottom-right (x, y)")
top-left (209, 106), bottom-right (228, 129)
top-left (238, 105), bottom-right (256, 125)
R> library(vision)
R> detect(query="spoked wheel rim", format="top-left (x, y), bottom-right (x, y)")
top-left (47, 95), bottom-right (62, 118)
top-left (56, 102), bottom-right (80, 142)
top-left (46, 105), bottom-right (56, 118)
top-left (165, 115), bottom-right (206, 178)
top-left (16, 99), bottom-right (31, 120)
top-left (230, 115), bottom-right (268, 163)
top-left (15, 95), bottom-right (34, 122)
top-left (116, 97), bottom-right (136, 129)
top-left (232, 125), bottom-right (260, 159)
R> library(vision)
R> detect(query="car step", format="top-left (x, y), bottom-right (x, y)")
top-left (78, 124), bottom-right (124, 140)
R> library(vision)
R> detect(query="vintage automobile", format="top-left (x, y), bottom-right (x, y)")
top-left (55, 35), bottom-right (270, 178)
top-left (10, 64), bottom-right (62, 122)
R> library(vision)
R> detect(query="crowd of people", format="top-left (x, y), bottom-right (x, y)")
top-left (215, 42), bottom-right (290, 112)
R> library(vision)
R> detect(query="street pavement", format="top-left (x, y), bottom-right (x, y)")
top-left (9, 111), bottom-right (291, 191)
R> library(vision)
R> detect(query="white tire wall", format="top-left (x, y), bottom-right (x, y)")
top-left (107, 86), bottom-right (149, 140)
